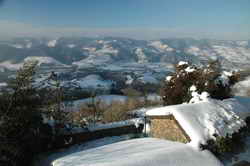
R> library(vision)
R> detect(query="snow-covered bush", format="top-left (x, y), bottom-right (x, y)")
top-left (161, 61), bottom-right (239, 105)
top-left (202, 120), bottom-right (250, 157)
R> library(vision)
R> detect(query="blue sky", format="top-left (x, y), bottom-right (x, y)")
top-left (0, 0), bottom-right (249, 39)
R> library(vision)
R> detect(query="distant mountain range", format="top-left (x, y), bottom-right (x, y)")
top-left (0, 37), bottom-right (250, 71)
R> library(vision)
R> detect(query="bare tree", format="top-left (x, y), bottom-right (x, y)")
top-left (43, 72), bottom-right (71, 134)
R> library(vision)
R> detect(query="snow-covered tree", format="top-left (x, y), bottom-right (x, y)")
top-left (161, 61), bottom-right (239, 106)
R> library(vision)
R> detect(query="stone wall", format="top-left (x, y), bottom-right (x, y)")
top-left (53, 124), bottom-right (144, 149)
top-left (149, 115), bottom-right (190, 143)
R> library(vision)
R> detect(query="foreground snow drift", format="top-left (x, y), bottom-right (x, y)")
top-left (52, 138), bottom-right (222, 166)
top-left (146, 98), bottom-right (250, 148)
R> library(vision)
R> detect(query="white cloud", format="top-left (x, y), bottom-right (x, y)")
top-left (0, 20), bottom-right (249, 40)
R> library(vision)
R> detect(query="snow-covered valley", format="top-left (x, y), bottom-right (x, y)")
top-left (1, 37), bottom-right (250, 166)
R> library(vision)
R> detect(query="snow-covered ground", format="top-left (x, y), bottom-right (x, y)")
top-left (182, 44), bottom-right (250, 69)
top-left (51, 138), bottom-right (222, 166)
top-left (73, 54), bottom-right (113, 68)
top-left (70, 74), bottom-right (114, 91)
top-left (212, 45), bottom-right (250, 66)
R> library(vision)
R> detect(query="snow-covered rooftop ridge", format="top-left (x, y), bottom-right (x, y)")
top-left (52, 138), bottom-right (223, 166)
top-left (146, 98), bottom-right (250, 148)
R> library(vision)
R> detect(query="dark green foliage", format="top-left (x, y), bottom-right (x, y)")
top-left (161, 61), bottom-right (240, 106)
top-left (0, 61), bottom-right (53, 166)
top-left (0, 61), bottom-right (43, 139)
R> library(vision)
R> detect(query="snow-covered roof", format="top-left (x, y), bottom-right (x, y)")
top-left (52, 138), bottom-right (222, 166)
top-left (146, 98), bottom-right (250, 148)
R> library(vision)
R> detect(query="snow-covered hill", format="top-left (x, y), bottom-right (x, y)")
top-left (0, 61), bottom-right (23, 71)
top-left (0, 56), bottom-right (67, 71)
top-left (1, 37), bottom-right (249, 71)
top-left (24, 56), bottom-right (67, 67)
